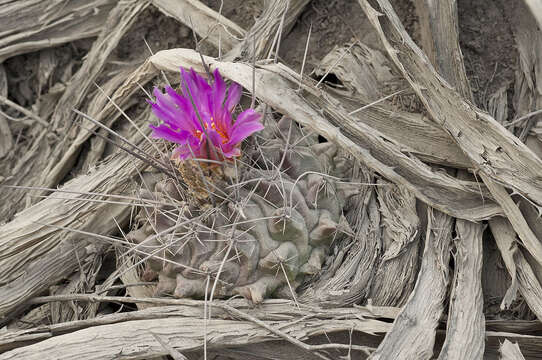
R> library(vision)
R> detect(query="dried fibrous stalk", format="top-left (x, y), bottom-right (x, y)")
top-left (438, 220), bottom-right (485, 359)
top-left (300, 163), bottom-right (381, 306)
top-left (367, 179), bottom-right (421, 306)
top-left (3, 297), bottom-right (542, 359)
top-left (0, 0), bottom-right (116, 63)
top-left (313, 42), bottom-right (471, 169)
top-left (511, 0), bottom-right (542, 285)
top-left (225, 0), bottom-right (311, 61)
top-left (126, 116), bottom-right (356, 302)
top-left (0, 1), bottom-right (149, 221)
top-left (412, 2), bottom-right (487, 358)
top-left (368, 209), bottom-right (452, 359)
top-left (489, 218), bottom-right (542, 321)
top-left (500, 339), bottom-right (527, 360)
top-left (359, 0), bottom-right (542, 210)
top-left (523, 0), bottom-right (542, 31)
top-left (147, 48), bottom-right (501, 221)
top-left (152, 0), bottom-right (246, 52)
top-left (0, 111), bottom-right (154, 325)
top-left (0, 299), bottom-right (394, 358)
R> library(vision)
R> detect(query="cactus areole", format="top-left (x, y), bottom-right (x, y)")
top-left (128, 67), bottom-right (355, 303)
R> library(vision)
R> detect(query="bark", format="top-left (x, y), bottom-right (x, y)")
top-left (500, 339), bottom-right (527, 360)
top-left (0, 111), bottom-right (153, 325)
top-left (369, 209), bottom-right (452, 359)
top-left (225, 0), bottom-right (311, 61)
top-left (0, 0), bottom-right (116, 63)
top-left (151, 0), bottom-right (245, 52)
top-left (358, 0), bottom-right (542, 213)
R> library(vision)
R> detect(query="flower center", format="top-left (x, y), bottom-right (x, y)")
top-left (194, 117), bottom-right (228, 143)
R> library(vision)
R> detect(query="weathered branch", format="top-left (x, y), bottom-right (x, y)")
top-left (358, 0), bottom-right (542, 209)
top-left (369, 208), bottom-right (452, 359)
top-left (489, 218), bottom-right (542, 321)
top-left (225, 0), bottom-right (311, 61)
top-left (500, 339), bottom-right (527, 360)
top-left (152, 0), bottom-right (245, 52)
top-left (0, 0), bottom-right (116, 63)
top-left (0, 299), bottom-right (393, 359)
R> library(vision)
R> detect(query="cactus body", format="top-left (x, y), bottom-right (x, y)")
top-left (127, 118), bottom-right (354, 302)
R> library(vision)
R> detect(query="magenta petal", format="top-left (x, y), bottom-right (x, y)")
top-left (164, 86), bottom-right (201, 132)
top-left (211, 70), bottom-right (227, 124)
top-left (233, 109), bottom-right (261, 127)
top-left (207, 129), bottom-right (224, 148)
top-left (150, 66), bottom-right (263, 161)
top-left (225, 83), bottom-right (242, 112)
top-left (182, 68), bottom-right (211, 114)
top-left (221, 146), bottom-right (241, 159)
top-left (212, 69), bottom-right (226, 105)
top-left (227, 109), bottom-right (263, 142)
top-left (150, 124), bottom-right (192, 144)
top-left (149, 102), bottom-right (183, 131)
top-left (228, 121), bottom-right (264, 146)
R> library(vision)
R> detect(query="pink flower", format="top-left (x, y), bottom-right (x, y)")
top-left (148, 67), bottom-right (263, 161)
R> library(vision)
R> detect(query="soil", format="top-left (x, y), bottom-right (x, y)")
top-left (458, 0), bottom-right (518, 114)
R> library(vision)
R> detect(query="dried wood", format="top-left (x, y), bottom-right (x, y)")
top-left (412, 2), bottom-right (487, 358)
top-left (358, 0), bottom-right (542, 209)
top-left (117, 255), bottom-right (155, 310)
top-left (0, 116), bottom-right (11, 160)
top-left (2, 297), bottom-right (542, 358)
top-left (44, 0), bottom-right (148, 172)
top-left (500, 339), bottom-right (527, 360)
top-left (523, 0), bottom-right (542, 31)
top-left (147, 48), bottom-right (502, 221)
top-left (0, 0), bottom-right (116, 63)
top-left (49, 246), bottom-right (105, 324)
top-left (225, 0), bottom-right (310, 60)
top-left (511, 0), bottom-right (542, 285)
top-left (300, 165), bottom-right (381, 306)
top-left (0, 111), bottom-right (153, 324)
top-left (367, 180), bottom-right (421, 306)
top-left (0, 63), bottom-right (11, 160)
top-left (151, 0), bottom-right (245, 52)
top-left (358, 0), bottom-right (542, 282)
top-left (313, 43), bottom-right (471, 168)
top-left (0, 1), bottom-right (149, 221)
top-left (438, 219), bottom-right (485, 359)
top-left (0, 299), bottom-right (395, 358)
top-left (413, 0), bottom-right (472, 100)
top-left (489, 218), bottom-right (542, 321)
top-left (368, 208), bottom-right (452, 359)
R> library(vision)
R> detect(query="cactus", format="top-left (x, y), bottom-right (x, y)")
top-left (126, 115), bottom-right (355, 303)
top-left (126, 67), bottom-right (355, 302)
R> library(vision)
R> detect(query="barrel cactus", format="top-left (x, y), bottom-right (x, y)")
top-left (126, 68), bottom-right (355, 302)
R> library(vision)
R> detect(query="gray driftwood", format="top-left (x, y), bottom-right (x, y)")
top-left (0, 111), bottom-right (153, 324)
top-left (152, 0), bottom-right (245, 52)
top-left (500, 339), bottom-right (527, 360)
top-left (359, 0), bottom-right (542, 210)
top-left (0, 0), bottom-right (116, 63)
top-left (368, 209), bottom-right (452, 359)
